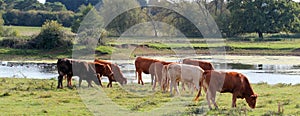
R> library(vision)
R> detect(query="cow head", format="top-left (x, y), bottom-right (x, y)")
top-left (245, 94), bottom-right (258, 109)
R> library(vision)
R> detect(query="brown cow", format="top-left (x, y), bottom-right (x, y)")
top-left (135, 56), bottom-right (161, 85)
top-left (194, 70), bottom-right (258, 109)
top-left (183, 59), bottom-right (214, 70)
top-left (94, 59), bottom-right (127, 87)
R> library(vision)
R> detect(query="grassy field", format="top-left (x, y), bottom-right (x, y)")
top-left (3, 26), bottom-right (73, 36)
top-left (1, 78), bottom-right (300, 115)
top-left (0, 26), bottom-right (300, 60)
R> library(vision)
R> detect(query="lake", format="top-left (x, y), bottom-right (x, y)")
top-left (1, 58), bottom-right (300, 85)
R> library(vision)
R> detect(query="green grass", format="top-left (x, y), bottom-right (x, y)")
top-left (0, 47), bottom-right (72, 60)
top-left (3, 26), bottom-right (73, 36)
top-left (1, 78), bottom-right (300, 115)
top-left (0, 78), bottom-right (92, 115)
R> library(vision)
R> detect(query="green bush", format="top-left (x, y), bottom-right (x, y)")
top-left (31, 20), bottom-right (72, 49)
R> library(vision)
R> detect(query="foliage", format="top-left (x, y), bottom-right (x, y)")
top-left (71, 4), bottom-right (94, 33)
top-left (46, 0), bottom-right (103, 12)
top-left (226, 0), bottom-right (300, 39)
top-left (3, 10), bottom-right (74, 27)
top-left (44, 2), bottom-right (67, 11)
top-left (30, 20), bottom-right (72, 50)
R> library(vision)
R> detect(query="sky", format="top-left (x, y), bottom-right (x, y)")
top-left (37, 0), bottom-right (299, 4)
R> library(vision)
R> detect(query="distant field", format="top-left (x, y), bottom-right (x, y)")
top-left (0, 78), bottom-right (300, 115)
top-left (3, 26), bottom-right (72, 36)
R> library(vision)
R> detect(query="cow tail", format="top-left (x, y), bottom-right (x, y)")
top-left (194, 71), bottom-right (206, 101)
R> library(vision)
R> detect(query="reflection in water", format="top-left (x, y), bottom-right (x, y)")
top-left (0, 60), bottom-right (300, 85)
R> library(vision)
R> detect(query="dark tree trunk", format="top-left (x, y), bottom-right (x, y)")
top-left (258, 31), bottom-right (264, 40)
top-left (214, 0), bottom-right (218, 15)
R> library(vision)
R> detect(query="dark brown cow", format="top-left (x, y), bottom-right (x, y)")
top-left (135, 56), bottom-right (161, 85)
top-left (57, 58), bottom-right (73, 88)
top-left (194, 70), bottom-right (258, 109)
top-left (183, 59), bottom-right (214, 70)
top-left (94, 59), bottom-right (127, 87)
top-left (73, 61), bottom-right (103, 87)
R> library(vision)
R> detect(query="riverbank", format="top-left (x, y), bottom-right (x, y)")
top-left (0, 78), bottom-right (300, 115)
top-left (1, 55), bottom-right (300, 65)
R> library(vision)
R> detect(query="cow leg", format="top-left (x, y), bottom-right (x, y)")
top-left (211, 93), bottom-right (218, 109)
top-left (152, 76), bottom-right (157, 91)
top-left (79, 77), bottom-right (82, 87)
top-left (96, 74), bottom-right (103, 87)
top-left (57, 75), bottom-right (63, 89)
top-left (67, 75), bottom-right (73, 88)
top-left (175, 81), bottom-right (180, 95)
top-left (170, 80), bottom-right (174, 96)
top-left (206, 91), bottom-right (213, 110)
top-left (232, 93), bottom-right (237, 108)
top-left (151, 74), bottom-right (154, 85)
top-left (137, 71), bottom-right (144, 85)
top-left (107, 77), bottom-right (112, 88)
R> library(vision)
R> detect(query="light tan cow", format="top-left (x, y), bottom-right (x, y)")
top-left (151, 61), bottom-right (174, 91)
top-left (165, 63), bottom-right (204, 95)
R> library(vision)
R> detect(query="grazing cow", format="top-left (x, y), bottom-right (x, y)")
top-left (194, 70), bottom-right (258, 109)
top-left (183, 59), bottom-right (214, 70)
top-left (57, 58), bottom-right (73, 88)
top-left (94, 59), bottom-right (127, 87)
top-left (165, 63), bottom-right (204, 95)
top-left (134, 57), bottom-right (161, 85)
top-left (57, 58), bottom-right (103, 88)
top-left (73, 61), bottom-right (103, 87)
top-left (151, 61), bottom-right (174, 91)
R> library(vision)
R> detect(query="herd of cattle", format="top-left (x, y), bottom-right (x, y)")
top-left (56, 57), bottom-right (258, 109)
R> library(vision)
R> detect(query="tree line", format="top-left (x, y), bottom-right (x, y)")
top-left (0, 0), bottom-right (300, 39)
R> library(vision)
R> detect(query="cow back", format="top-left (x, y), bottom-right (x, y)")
top-left (183, 59), bottom-right (214, 70)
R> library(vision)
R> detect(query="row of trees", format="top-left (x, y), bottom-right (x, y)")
top-left (1, 0), bottom-right (300, 39)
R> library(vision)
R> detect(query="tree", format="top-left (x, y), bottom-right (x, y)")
top-left (71, 4), bottom-right (94, 33)
top-left (227, 0), bottom-right (300, 39)
top-left (0, 13), bottom-right (4, 36)
top-left (45, 2), bottom-right (67, 11)
top-left (46, 0), bottom-right (102, 12)
top-left (32, 20), bottom-right (71, 49)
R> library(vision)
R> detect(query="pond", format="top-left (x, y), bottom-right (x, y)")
top-left (1, 58), bottom-right (300, 85)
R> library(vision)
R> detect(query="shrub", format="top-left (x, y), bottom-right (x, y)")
top-left (31, 20), bottom-right (72, 49)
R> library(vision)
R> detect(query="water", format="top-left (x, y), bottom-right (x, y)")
top-left (1, 60), bottom-right (300, 85)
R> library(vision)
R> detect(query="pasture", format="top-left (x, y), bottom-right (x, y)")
top-left (1, 78), bottom-right (300, 115)
top-left (3, 26), bottom-right (73, 36)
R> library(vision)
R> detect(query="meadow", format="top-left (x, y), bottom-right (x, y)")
top-left (1, 26), bottom-right (300, 61)
top-left (1, 78), bottom-right (300, 115)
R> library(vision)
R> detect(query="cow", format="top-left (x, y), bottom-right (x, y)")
top-left (182, 59), bottom-right (214, 70)
top-left (151, 61), bottom-right (174, 91)
top-left (57, 58), bottom-right (73, 88)
top-left (73, 61), bottom-right (103, 87)
top-left (134, 56), bottom-right (161, 85)
top-left (56, 58), bottom-right (103, 88)
top-left (165, 63), bottom-right (204, 95)
top-left (194, 70), bottom-right (258, 109)
top-left (94, 59), bottom-right (127, 87)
